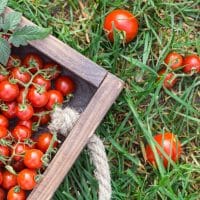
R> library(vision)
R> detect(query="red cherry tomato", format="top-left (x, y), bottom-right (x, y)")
top-left (36, 132), bottom-right (57, 153)
top-left (7, 55), bottom-right (22, 69)
top-left (32, 108), bottom-right (50, 125)
top-left (0, 80), bottom-right (19, 102)
top-left (24, 149), bottom-right (43, 169)
top-left (12, 125), bottom-right (31, 142)
top-left (55, 76), bottom-right (75, 96)
top-left (158, 68), bottom-right (177, 89)
top-left (17, 169), bottom-right (37, 190)
top-left (11, 67), bottom-right (31, 85)
top-left (145, 132), bottom-right (182, 168)
top-left (0, 126), bottom-right (8, 139)
top-left (1, 101), bottom-right (17, 119)
top-left (0, 188), bottom-right (6, 200)
top-left (0, 115), bottom-right (9, 128)
top-left (2, 171), bottom-right (17, 190)
top-left (23, 53), bottom-right (43, 73)
top-left (164, 52), bottom-right (183, 70)
top-left (46, 90), bottom-right (64, 110)
top-left (12, 143), bottom-right (31, 161)
top-left (17, 119), bottom-right (33, 131)
top-left (28, 86), bottom-right (49, 108)
top-left (182, 54), bottom-right (200, 74)
top-left (0, 145), bottom-right (10, 166)
top-left (16, 104), bottom-right (34, 121)
top-left (33, 74), bottom-right (51, 90)
top-left (43, 63), bottom-right (61, 79)
top-left (7, 186), bottom-right (26, 200)
top-left (104, 9), bottom-right (139, 43)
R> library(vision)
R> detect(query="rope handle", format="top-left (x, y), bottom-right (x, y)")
top-left (48, 107), bottom-right (112, 200)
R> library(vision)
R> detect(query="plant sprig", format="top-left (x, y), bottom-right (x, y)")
top-left (0, 0), bottom-right (51, 65)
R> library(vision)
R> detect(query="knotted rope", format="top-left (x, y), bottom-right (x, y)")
top-left (48, 107), bottom-right (112, 200)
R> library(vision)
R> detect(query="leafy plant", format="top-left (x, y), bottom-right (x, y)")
top-left (0, 0), bottom-right (51, 65)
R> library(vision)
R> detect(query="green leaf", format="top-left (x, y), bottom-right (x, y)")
top-left (9, 25), bottom-right (51, 47)
top-left (0, 0), bottom-right (8, 15)
top-left (2, 12), bottom-right (22, 31)
top-left (0, 37), bottom-right (11, 65)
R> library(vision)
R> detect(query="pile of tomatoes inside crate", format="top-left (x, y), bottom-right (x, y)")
top-left (0, 53), bottom-right (75, 199)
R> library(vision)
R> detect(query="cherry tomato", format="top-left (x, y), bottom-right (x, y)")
top-left (33, 74), bottom-right (51, 90)
top-left (2, 171), bottom-right (17, 190)
top-left (28, 86), bottom-right (49, 108)
top-left (104, 9), bottom-right (139, 43)
top-left (7, 186), bottom-right (26, 200)
top-left (24, 149), bottom-right (43, 169)
top-left (0, 80), bottom-right (19, 102)
top-left (17, 169), bottom-right (37, 190)
top-left (12, 159), bottom-right (26, 173)
top-left (0, 115), bottom-right (9, 128)
top-left (158, 68), bottom-right (177, 89)
top-left (32, 108), bottom-right (50, 125)
top-left (1, 101), bottom-right (17, 119)
top-left (36, 132), bottom-right (57, 153)
top-left (43, 63), bottom-right (61, 79)
top-left (182, 54), bottom-right (200, 74)
top-left (12, 125), bottom-right (31, 142)
top-left (12, 143), bottom-right (31, 161)
top-left (145, 132), bottom-right (182, 168)
top-left (7, 55), bottom-right (22, 69)
top-left (46, 90), bottom-right (63, 110)
top-left (23, 53), bottom-right (43, 73)
top-left (0, 72), bottom-right (8, 82)
top-left (164, 52), bottom-right (183, 70)
top-left (55, 76), bottom-right (75, 96)
top-left (0, 145), bottom-right (10, 166)
top-left (16, 104), bottom-right (34, 121)
top-left (11, 67), bottom-right (31, 85)
top-left (0, 126), bottom-right (8, 139)
top-left (17, 119), bottom-right (33, 131)
top-left (0, 188), bottom-right (6, 200)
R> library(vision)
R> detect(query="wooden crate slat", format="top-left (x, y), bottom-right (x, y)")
top-left (28, 73), bottom-right (124, 200)
top-left (5, 7), bottom-right (107, 88)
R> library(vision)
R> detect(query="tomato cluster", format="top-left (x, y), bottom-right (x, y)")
top-left (159, 52), bottom-right (200, 89)
top-left (0, 53), bottom-right (75, 199)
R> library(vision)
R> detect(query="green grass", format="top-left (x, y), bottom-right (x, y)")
top-left (8, 0), bottom-right (200, 199)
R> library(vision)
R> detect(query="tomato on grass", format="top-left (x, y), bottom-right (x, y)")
top-left (7, 186), bottom-right (26, 200)
top-left (164, 52), bottom-right (183, 70)
top-left (158, 68), bottom-right (177, 89)
top-left (104, 9), bottom-right (139, 43)
top-left (145, 132), bottom-right (182, 168)
top-left (182, 54), bottom-right (200, 74)
top-left (17, 169), bottom-right (37, 190)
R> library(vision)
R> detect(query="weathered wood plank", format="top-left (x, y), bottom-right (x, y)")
top-left (5, 7), bottom-right (107, 87)
top-left (28, 74), bottom-right (124, 200)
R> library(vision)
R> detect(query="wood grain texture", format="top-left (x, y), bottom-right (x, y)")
top-left (28, 73), bottom-right (124, 200)
top-left (5, 7), bottom-right (107, 87)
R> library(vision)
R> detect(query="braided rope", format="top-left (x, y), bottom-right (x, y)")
top-left (48, 107), bottom-right (112, 200)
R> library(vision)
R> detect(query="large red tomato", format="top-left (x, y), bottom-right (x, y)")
top-left (17, 169), bottom-right (37, 190)
top-left (0, 145), bottom-right (10, 166)
top-left (104, 9), bottom-right (139, 43)
top-left (145, 132), bottom-right (182, 168)
top-left (0, 80), bottom-right (19, 102)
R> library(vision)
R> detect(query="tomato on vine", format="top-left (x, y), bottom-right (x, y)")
top-left (46, 90), bottom-right (63, 110)
top-left (1, 101), bottom-right (17, 119)
top-left (0, 145), bottom-right (10, 166)
top-left (44, 63), bottom-right (61, 79)
top-left (7, 55), bottom-right (22, 69)
top-left (12, 125), bottom-right (31, 141)
top-left (11, 67), bottom-right (31, 85)
top-left (33, 74), bottom-right (51, 90)
top-left (16, 104), bottom-right (34, 121)
top-left (12, 143), bottom-right (31, 161)
top-left (2, 170), bottom-right (17, 190)
top-left (0, 115), bottom-right (9, 128)
top-left (7, 186), bottom-right (26, 200)
top-left (17, 169), bottom-right (37, 190)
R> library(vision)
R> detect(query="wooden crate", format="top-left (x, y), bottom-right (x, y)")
top-left (5, 7), bottom-right (124, 200)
